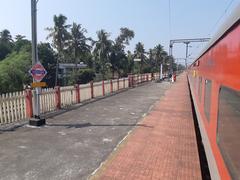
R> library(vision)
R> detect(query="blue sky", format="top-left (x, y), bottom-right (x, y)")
top-left (1, 0), bottom-right (239, 64)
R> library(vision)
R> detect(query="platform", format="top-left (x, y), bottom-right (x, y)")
top-left (0, 79), bottom-right (170, 180)
top-left (91, 74), bottom-right (202, 180)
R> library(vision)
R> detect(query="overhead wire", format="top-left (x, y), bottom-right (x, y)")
top-left (208, 0), bottom-right (235, 36)
top-left (168, 0), bottom-right (172, 40)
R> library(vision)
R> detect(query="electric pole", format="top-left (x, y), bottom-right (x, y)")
top-left (169, 38), bottom-right (210, 69)
top-left (30, 0), bottom-right (45, 126)
top-left (184, 42), bottom-right (190, 68)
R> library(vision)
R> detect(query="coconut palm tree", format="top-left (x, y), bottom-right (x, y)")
top-left (67, 22), bottom-right (92, 83)
top-left (68, 22), bottom-right (91, 66)
top-left (0, 29), bottom-right (13, 43)
top-left (110, 28), bottom-right (135, 78)
top-left (153, 44), bottom-right (166, 64)
top-left (153, 44), bottom-right (168, 74)
top-left (92, 29), bottom-right (113, 79)
top-left (134, 42), bottom-right (146, 73)
top-left (0, 29), bottom-right (13, 60)
top-left (46, 14), bottom-right (71, 85)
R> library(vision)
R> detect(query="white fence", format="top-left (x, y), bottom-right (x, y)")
top-left (93, 82), bottom-right (103, 98)
top-left (0, 74), bottom-right (151, 126)
top-left (60, 86), bottom-right (77, 107)
top-left (40, 88), bottom-right (56, 114)
top-left (0, 91), bottom-right (26, 124)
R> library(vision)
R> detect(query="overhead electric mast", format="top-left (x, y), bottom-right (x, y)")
top-left (169, 38), bottom-right (210, 68)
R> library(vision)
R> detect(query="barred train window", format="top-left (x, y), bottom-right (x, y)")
top-left (204, 79), bottom-right (212, 121)
top-left (218, 87), bottom-right (240, 179)
top-left (198, 77), bottom-right (202, 102)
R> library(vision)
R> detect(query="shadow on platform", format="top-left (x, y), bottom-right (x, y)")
top-left (46, 122), bottom-right (153, 129)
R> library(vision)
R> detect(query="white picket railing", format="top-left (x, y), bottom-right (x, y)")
top-left (0, 91), bottom-right (26, 124)
top-left (80, 83), bottom-right (91, 102)
top-left (60, 86), bottom-right (77, 107)
top-left (104, 81), bottom-right (111, 95)
top-left (0, 74), bottom-right (151, 125)
top-left (93, 82), bottom-right (102, 98)
top-left (40, 88), bottom-right (56, 114)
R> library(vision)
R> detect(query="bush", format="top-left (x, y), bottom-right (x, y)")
top-left (69, 68), bottom-right (96, 85)
top-left (0, 50), bottom-right (31, 93)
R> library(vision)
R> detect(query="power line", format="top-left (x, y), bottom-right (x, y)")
top-left (209, 0), bottom-right (235, 36)
top-left (168, 0), bottom-right (172, 40)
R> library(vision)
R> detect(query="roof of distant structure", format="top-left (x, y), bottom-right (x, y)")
top-left (59, 62), bottom-right (87, 69)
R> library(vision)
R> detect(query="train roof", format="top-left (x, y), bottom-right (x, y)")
top-left (194, 3), bottom-right (240, 63)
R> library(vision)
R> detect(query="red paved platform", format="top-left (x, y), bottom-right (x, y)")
top-left (92, 74), bottom-right (202, 180)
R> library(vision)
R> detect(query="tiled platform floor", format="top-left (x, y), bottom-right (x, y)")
top-left (93, 74), bottom-right (202, 180)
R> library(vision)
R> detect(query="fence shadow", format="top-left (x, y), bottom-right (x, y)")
top-left (46, 122), bottom-right (153, 129)
top-left (0, 123), bottom-right (26, 133)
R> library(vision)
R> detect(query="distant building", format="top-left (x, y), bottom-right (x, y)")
top-left (58, 62), bottom-right (87, 78)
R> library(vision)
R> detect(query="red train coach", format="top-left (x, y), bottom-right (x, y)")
top-left (188, 4), bottom-right (240, 180)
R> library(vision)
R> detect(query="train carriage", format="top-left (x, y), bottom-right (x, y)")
top-left (188, 4), bottom-right (240, 180)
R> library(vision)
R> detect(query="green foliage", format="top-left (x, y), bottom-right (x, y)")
top-left (0, 43), bottom-right (12, 61)
top-left (93, 29), bottom-right (113, 78)
top-left (0, 50), bottom-right (31, 93)
top-left (0, 16), bottom-right (176, 93)
top-left (14, 35), bottom-right (31, 52)
top-left (68, 23), bottom-right (92, 64)
top-left (38, 43), bottom-right (57, 87)
top-left (0, 29), bottom-right (13, 60)
top-left (110, 28), bottom-right (135, 78)
top-left (69, 68), bottom-right (95, 84)
top-left (134, 42), bottom-right (147, 73)
top-left (46, 14), bottom-right (71, 85)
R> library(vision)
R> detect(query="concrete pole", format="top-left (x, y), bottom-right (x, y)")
top-left (31, 0), bottom-right (40, 118)
top-left (30, 0), bottom-right (45, 126)
top-left (160, 64), bottom-right (163, 80)
top-left (185, 42), bottom-right (190, 69)
top-left (169, 44), bottom-right (173, 75)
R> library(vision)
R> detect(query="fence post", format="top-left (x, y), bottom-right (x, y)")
top-left (55, 86), bottom-right (61, 110)
top-left (133, 75), bottom-right (136, 87)
top-left (123, 78), bottom-right (125, 89)
top-left (25, 89), bottom-right (33, 118)
top-left (102, 80), bottom-right (105, 96)
top-left (147, 75), bottom-right (149, 82)
top-left (90, 81), bottom-right (94, 98)
top-left (75, 84), bottom-right (80, 103)
top-left (128, 75), bottom-right (132, 88)
top-left (110, 80), bottom-right (113, 93)
top-left (117, 79), bottom-right (119, 90)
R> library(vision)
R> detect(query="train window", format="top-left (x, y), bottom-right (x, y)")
top-left (204, 79), bottom-right (212, 121)
top-left (198, 77), bottom-right (202, 102)
top-left (217, 87), bottom-right (240, 179)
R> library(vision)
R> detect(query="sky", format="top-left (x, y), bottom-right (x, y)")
top-left (1, 0), bottom-right (240, 65)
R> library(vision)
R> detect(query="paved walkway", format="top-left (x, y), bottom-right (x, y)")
top-left (0, 81), bottom-right (170, 180)
top-left (92, 74), bottom-right (202, 180)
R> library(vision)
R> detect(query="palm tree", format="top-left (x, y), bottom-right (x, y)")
top-left (68, 22), bottom-right (92, 83)
top-left (46, 14), bottom-right (71, 85)
top-left (93, 29), bottom-right (113, 79)
top-left (153, 44), bottom-right (168, 74)
top-left (134, 42), bottom-right (146, 73)
top-left (110, 27), bottom-right (135, 78)
top-left (0, 29), bottom-right (13, 43)
top-left (15, 35), bottom-right (26, 42)
top-left (69, 22), bottom-right (91, 66)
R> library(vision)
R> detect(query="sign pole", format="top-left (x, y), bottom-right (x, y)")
top-left (160, 64), bottom-right (163, 80)
top-left (30, 0), bottom-right (45, 126)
